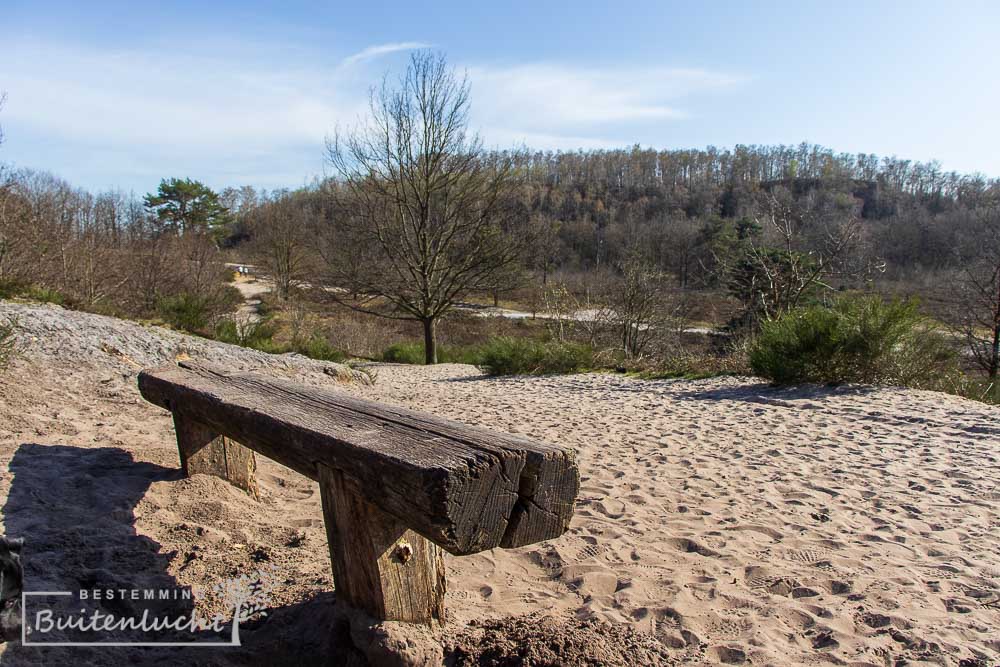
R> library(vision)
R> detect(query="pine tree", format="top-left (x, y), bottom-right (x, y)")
top-left (144, 178), bottom-right (230, 238)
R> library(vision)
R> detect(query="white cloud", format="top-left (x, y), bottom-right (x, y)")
top-left (467, 64), bottom-right (747, 139)
top-left (340, 42), bottom-right (432, 67)
top-left (3, 41), bottom-right (355, 148)
top-left (0, 38), bottom-right (747, 190)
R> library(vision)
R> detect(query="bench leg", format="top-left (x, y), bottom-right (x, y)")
top-left (318, 463), bottom-right (446, 625)
top-left (172, 413), bottom-right (260, 501)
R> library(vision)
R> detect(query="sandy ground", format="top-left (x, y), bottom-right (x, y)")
top-left (0, 302), bottom-right (998, 666)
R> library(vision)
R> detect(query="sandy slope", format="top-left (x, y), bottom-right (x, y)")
top-left (0, 302), bottom-right (998, 666)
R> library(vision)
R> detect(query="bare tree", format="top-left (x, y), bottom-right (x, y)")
top-left (950, 204), bottom-right (1000, 381)
top-left (248, 194), bottom-right (316, 300)
top-left (1, 96), bottom-right (32, 286)
top-left (324, 52), bottom-right (528, 364)
top-left (603, 254), bottom-right (689, 359)
top-left (653, 216), bottom-right (701, 288)
top-left (541, 280), bottom-right (587, 343)
top-left (730, 189), bottom-right (873, 324)
top-left (611, 258), bottom-right (666, 359)
top-left (531, 214), bottom-right (565, 286)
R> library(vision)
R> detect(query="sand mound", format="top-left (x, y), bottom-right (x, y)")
top-left (0, 301), bottom-right (369, 384)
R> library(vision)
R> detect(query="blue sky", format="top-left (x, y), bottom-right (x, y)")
top-left (2, 1), bottom-right (998, 194)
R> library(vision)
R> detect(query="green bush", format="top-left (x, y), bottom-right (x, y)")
top-left (478, 337), bottom-right (593, 376)
top-left (749, 296), bottom-right (956, 387)
top-left (639, 349), bottom-right (751, 381)
top-left (0, 280), bottom-right (26, 299)
top-left (932, 374), bottom-right (1000, 406)
top-left (158, 293), bottom-right (214, 333)
top-left (297, 336), bottom-right (347, 363)
top-left (24, 286), bottom-right (66, 305)
top-left (0, 280), bottom-right (66, 305)
top-left (380, 337), bottom-right (593, 373)
top-left (382, 341), bottom-right (427, 365)
top-left (214, 318), bottom-right (278, 349)
top-left (215, 318), bottom-right (346, 363)
top-left (380, 341), bottom-right (481, 365)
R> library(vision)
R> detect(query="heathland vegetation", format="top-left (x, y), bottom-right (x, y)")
top-left (1, 57), bottom-right (998, 400)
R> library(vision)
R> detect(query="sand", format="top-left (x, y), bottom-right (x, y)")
top-left (0, 302), bottom-right (998, 666)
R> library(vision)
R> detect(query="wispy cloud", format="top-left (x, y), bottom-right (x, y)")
top-left (340, 42), bottom-right (432, 67)
top-left (468, 64), bottom-right (748, 146)
top-left (0, 38), bottom-right (747, 191)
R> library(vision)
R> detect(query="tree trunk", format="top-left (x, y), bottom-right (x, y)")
top-left (423, 318), bottom-right (437, 365)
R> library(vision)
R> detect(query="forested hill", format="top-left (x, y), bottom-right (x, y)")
top-left (487, 144), bottom-right (998, 284)
top-left (3, 141), bottom-right (998, 321)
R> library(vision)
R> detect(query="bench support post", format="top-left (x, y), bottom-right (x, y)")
top-left (318, 463), bottom-right (446, 625)
top-left (172, 413), bottom-right (260, 501)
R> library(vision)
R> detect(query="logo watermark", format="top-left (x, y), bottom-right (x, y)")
top-left (20, 566), bottom-right (278, 647)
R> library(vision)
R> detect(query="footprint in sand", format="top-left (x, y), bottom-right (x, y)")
top-left (665, 537), bottom-right (721, 557)
top-left (596, 498), bottom-right (626, 518)
top-left (784, 548), bottom-right (829, 564)
top-left (708, 645), bottom-right (747, 664)
top-left (821, 579), bottom-right (853, 595)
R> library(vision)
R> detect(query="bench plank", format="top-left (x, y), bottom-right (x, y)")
top-left (138, 362), bottom-right (578, 556)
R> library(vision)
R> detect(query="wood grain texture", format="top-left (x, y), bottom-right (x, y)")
top-left (139, 362), bottom-right (579, 555)
top-left (319, 463), bottom-right (446, 624)
top-left (171, 413), bottom-right (260, 500)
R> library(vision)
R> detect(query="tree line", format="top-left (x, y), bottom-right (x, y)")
top-left (0, 168), bottom-right (239, 326)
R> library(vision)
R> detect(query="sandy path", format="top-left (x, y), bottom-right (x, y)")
top-left (1, 303), bottom-right (998, 665)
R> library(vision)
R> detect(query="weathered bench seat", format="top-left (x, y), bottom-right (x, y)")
top-left (138, 362), bottom-right (579, 624)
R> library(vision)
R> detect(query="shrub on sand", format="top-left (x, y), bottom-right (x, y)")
top-left (215, 317), bottom-right (347, 363)
top-left (749, 296), bottom-right (955, 387)
top-left (297, 335), bottom-right (347, 363)
top-left (158, 293), bottom-right (215, 333)
top-left (380, 341), bottom-right (481, 365)
top-left (478, 337), bottom-right (593, 376)
top-left (381, 341), bottom-right (427, 365)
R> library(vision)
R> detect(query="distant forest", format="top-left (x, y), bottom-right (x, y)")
top-left (4, 141), bottom-right (999, 301)
top-left (471, 144), bottom-right (997, 282)
top-left (4, 140), bottom-right (998, 289)
top-left (214, 143), bottom-right (999, 298)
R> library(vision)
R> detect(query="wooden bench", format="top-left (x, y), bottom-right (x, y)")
top-left (137, 362), bottom-right (579, 625)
